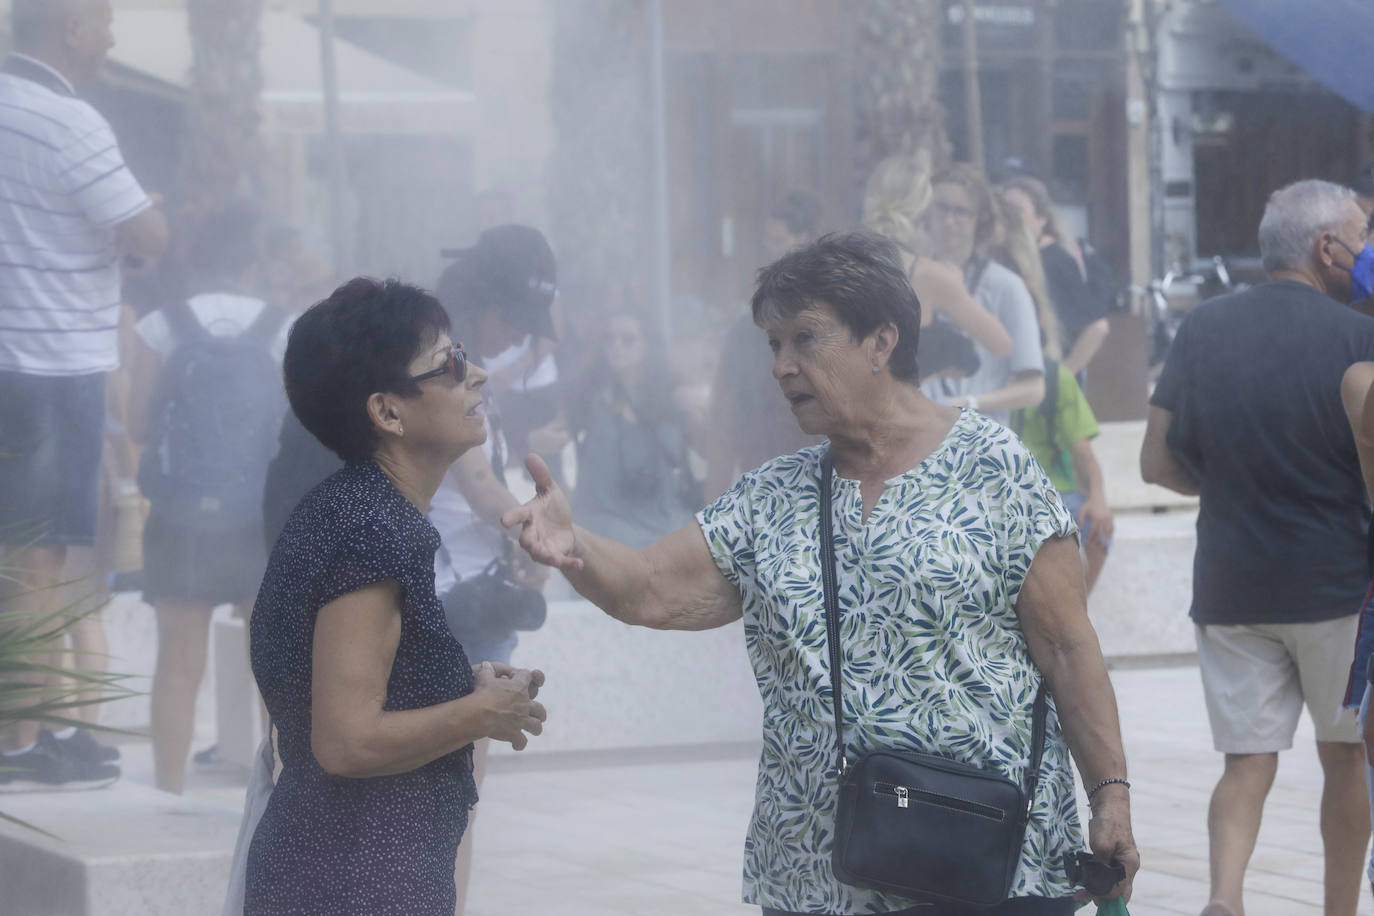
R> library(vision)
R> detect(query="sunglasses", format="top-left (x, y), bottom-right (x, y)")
top-left (1063, 852), bottom-right (1127, 897)
top-left (410, 343), bottom-right (468, 384)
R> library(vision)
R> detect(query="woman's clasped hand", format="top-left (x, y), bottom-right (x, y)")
top-left (472, 661), bottom-right (547, 751)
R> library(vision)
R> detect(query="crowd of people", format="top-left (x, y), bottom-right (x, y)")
top-left (6, 2), bottom-right (1374, 916)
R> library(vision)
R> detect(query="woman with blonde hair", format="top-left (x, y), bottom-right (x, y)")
top-left (993, 194), bottom-right (1062, 361)
top-left (1000, 176), bottom-right (1109, 377)
top-left (863, 153), bottom-right (1012, 371)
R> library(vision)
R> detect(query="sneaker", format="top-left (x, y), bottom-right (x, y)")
top-left (192, 744), bottom-right (224, 770)
top-left (40, 728), bottom-right (120, 764)
top-left (0, 743), bottom-right (119, 793)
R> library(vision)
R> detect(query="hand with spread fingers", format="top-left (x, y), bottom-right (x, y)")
top-left (501, 454), bottom-right (582, 572)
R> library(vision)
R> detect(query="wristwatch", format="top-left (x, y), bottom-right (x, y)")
top-left (965, 395), bottom-right (979, 412)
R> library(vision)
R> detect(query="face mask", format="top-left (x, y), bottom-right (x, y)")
top-left (1337, 238), bottom-right (1374, 303)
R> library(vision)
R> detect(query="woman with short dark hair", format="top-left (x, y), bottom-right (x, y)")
top-left (506, 233), bottom-right (1138, 915)
top-left (244, 277), bottom-right (548, 915)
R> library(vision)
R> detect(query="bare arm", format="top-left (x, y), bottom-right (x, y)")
top-left (953, 370), bottom-right (1045, 413)
top-left (503, 455), bottom-right (743, 631)
top-left (1016, 535), bottom-right (1139, 901)
top-left (310, 579), bottom-right (546, 778)
top-left (1061, 318), bottom-right (1109, 375)
top-left (911, 258), bottom-right (1014, 357)
top-left (114, 202), bottom-right (168, 262)
top-left (125, 332), bottom-right (160, 445)
top-left (1341, 361), bottom-right (1374, 502)
top-left (448, 447), bottom-right (548, 586)
top-left (1139, 405), bottom-right (1198, 495)
top-left (451, 447), bottom-right (519, 527)
top-left (1069, 438), bottom-right (1114, 546)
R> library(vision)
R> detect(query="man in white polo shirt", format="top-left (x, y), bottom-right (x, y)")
top-left (0, 0), bottom-right (167, 791)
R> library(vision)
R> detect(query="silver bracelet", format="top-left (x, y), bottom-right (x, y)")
top-left (1087, 777), bottom-right (1131, 801)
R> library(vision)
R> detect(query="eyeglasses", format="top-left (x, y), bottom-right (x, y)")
top-left (933, 201), bottom-right (978, 223)
top-left (410, 343), bottom-right (467, 384)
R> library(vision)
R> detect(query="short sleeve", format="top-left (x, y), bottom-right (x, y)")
top-left (694, 472), bottom-right (759, 588)
top-left (1056, 368), bottom-right (1100, 446)
top-left (134, 309), bottom-right (174, 361)
top-left (57, 113), bottom-right (150, 229)
top-left (318, 517), bottom-right (412, 609)
top-left (1001, 447), bottom-right (1077, 607)
top-left (1150, 314), bottom-right (1190, 412)
top-left (1001, 274), bottom-right (1048, 376)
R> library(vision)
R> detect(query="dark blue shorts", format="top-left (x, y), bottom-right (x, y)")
top-left (0, 371), bottom-right (105, 547)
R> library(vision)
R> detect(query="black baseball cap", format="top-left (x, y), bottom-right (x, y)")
top-left (439, 224), bottom-right (558, 340)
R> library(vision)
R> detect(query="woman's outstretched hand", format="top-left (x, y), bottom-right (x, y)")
top-left (501, 454), bottom-right (583, 572)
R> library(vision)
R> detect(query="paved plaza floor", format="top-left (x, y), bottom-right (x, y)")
top-left (107, 664), bottom-right (1368, 915)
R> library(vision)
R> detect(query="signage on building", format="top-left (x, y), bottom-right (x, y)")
top-left (945, 3), bottom-right (1036, 29)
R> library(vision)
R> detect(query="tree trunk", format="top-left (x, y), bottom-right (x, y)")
top-left (851, 0), bottom-right (950, 188)
top-left (546, 0), bottom-right (655, 328)
top-left (180, 0), bottom-right (263, 222)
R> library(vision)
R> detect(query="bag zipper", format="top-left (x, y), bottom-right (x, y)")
top-left (872, 781), bottom-right (1008, 822)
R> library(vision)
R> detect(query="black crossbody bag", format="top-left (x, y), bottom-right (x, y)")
top-left (820, 453), bottom-right (1048, 908)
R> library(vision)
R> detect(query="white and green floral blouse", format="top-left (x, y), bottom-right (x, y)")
top-left (696, 409), bottom-right (1082, 913)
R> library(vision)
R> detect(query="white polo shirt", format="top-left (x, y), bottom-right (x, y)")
top-left (0, 54), bottom-right (151, 376)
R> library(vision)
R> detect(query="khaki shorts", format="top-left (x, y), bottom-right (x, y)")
top-left (1195, 615), bottom-right (1361, 753)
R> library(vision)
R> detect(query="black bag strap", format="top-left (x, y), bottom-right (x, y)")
top-left (818, 451), bottom-right (1049, 821)
top-left (163, 298), bottom-right (209, 346)
top-left (245, 302), bottom-right (289, 343)
top-left (1011, 360), bottom-right (1063, 468)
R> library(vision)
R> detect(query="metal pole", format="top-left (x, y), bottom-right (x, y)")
top-left (648, 0), bottom-right (672, 337)
top-left (318, 0), bottom-right (349, 277)
top-left (960, 0), bottom-right (985, 171)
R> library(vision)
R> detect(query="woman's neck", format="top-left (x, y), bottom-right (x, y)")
top-left (372, 445), bottom-right (445, 514)
top-left (828, 386), bottom-right (954, 482)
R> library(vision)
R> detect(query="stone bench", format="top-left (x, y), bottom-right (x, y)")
top-left (1088, 508), bottom-right (1198, 659)
top-left (1094, 419), bottom-right (1199, 512)
top-left (0, 781), bottom-right (238, 916)
top-left (493, 598), bottom-right (764, 759)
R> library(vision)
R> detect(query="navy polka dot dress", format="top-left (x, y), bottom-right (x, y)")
top-left (245, 461), bottom-right (477, 915)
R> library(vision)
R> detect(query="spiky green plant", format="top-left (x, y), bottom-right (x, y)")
top-left (0, 534), bottom-right (140, 835)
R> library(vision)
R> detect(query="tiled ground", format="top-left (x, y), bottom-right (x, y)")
top-left (459, 666), bottom-right (1371, 916)
top-left (108, 664), bottom-right (1371, 915)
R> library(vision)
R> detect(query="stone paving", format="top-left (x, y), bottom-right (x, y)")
top-left (460, 665), bottom-right (1370, 916)
top-left (100, 663), bottom-right (1371, 916)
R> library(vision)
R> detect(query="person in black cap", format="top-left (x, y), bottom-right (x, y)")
top-left (440, 224), bottom-right (566, 483)
top-left (429, 223), bottom-right (560, 913)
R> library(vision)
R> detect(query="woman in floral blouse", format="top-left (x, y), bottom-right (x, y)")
top-left (505, 232), bottom-right (1139, 916)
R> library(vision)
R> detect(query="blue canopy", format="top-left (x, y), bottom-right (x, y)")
top-left (1220, 0), bottom-right (1374, 113)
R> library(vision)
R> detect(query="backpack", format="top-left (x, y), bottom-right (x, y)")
top-left (138, 299), bottom-right (288, 529)
top-left (1012, 359), bottom-right (1063, 468)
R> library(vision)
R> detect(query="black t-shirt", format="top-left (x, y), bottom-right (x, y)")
top-left (1041, 243), bottom-right (1107, 349)
top-left (1151, 280), bottom-right (1374, 625)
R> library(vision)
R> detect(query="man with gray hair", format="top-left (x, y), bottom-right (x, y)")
top-left (1141, 179), bottom-right (1374, 916)
top-left (0, 0), bottom-right (166, 791)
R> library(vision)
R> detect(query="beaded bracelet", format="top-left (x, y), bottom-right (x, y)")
top-left (1087, 777), bottom-right (1131, 801)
